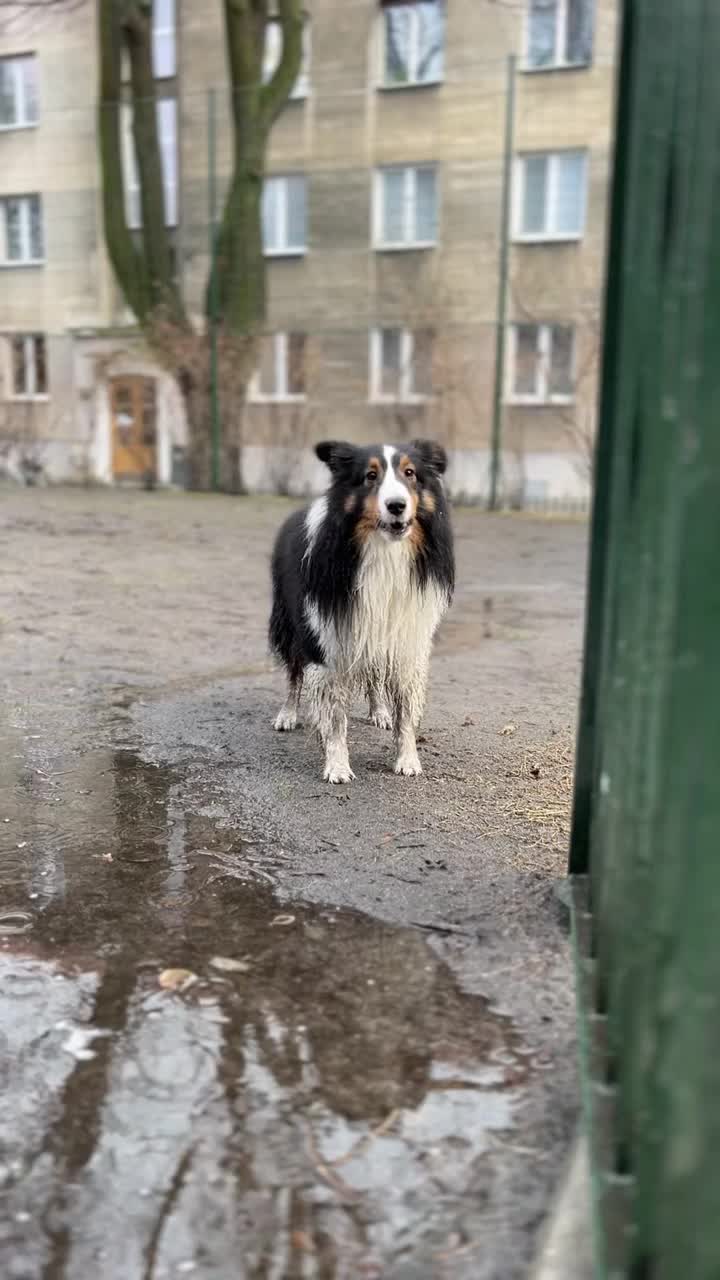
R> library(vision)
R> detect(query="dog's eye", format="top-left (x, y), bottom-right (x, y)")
top-left (366, 470), bottom-right (378, 483)
top-left (404, 467), bottom-right (416, 479)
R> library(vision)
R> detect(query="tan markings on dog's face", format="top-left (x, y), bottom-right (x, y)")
top-left (354, 492), bottom-right (381, 545)
top-left (365, 456), bottom-right (383, 487)
top-left (421, 488), bottom-right (436, 514)
top-left (344, 493), bottom-right (357, 514)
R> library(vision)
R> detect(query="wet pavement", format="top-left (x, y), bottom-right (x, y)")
top-left (2, 746), bottom-right (531, 1280)
top-left (0, 491), bottom-right (588, 1279)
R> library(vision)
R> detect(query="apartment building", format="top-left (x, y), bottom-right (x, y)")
top-left (0, 0), bottom-right (617, 502)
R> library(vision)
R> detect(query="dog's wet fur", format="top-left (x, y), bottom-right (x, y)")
top-left (269, 439), bottom-right (454, 783)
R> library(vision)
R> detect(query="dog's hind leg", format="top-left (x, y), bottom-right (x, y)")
top-left (366, 673), bottom-right (393, 731)
top-left (273, 665), bottom-right (303, 732)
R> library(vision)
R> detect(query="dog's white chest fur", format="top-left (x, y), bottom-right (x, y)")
top-left (307, 536), bottom-right (445, 682)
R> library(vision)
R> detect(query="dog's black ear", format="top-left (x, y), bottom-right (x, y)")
top-left (315, 441), bottom-right (356, 474)
top-left (410, 438), bottom-right (448, 476)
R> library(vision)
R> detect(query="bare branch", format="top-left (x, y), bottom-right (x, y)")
top-left (97, 0), bottom-right (149, 322)
top-left (260, 0), bottom-right (304, 128)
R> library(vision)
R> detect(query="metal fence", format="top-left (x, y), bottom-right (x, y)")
top-left (569, 0), bottom-right (720, 1274)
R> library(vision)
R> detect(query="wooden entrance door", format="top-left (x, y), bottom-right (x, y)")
top-left (110, 376), bottom-right (157, 483)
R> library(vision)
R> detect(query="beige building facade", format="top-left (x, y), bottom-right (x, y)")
top-left (0, 0), bottom-right (617, 503)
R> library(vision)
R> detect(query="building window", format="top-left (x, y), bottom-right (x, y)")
top-left (121, 99), bottom-right (178, 229)
top-left (263, 17), bottom-right (311, 98)
top-left (514, 150), bottom-right (587, 240)
top-left (250, 332), bottom-right (306, 401)
top-left (262, 175), bottom-right (307, 255)
top-left (370, 328), bottom-right (434, 401)
top-left (507, 323), bottom-right (574, 403)
top-left (0, 195), bottom-right (44, 264)
top-left (526, 0), bottom-right (594, 70)
top-left (0, 55), bottom-right (38, 129)
top-left (6, 334), bottom-right (48, 398)
top-left (153, 0), bottom-right (177, 78)
top-left (374, 166), bottom-right (438, 249)
top-left (381, 1), bottom-right (445, 88)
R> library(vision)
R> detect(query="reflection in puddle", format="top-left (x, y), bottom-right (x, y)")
top-left (0, 743), bottom-right (530, 1279)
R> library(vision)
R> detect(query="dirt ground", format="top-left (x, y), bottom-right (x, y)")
top-left (0, 488), bottom-right (588, 1280)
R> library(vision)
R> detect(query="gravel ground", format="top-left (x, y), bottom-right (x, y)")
top-left (0, 487), bottom-right (588, 1280)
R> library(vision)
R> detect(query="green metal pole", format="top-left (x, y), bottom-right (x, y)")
top-left (207, 88), bottom-right (220, 492)
top-left (489, 54), bottom-right (516, 512)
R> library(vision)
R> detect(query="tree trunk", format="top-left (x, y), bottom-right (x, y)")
top-left (178, 343), bottom-right (245, 496)
top-left (211, 144), bottom-right (266, 333)
top-left (179, 378), bottom-right (245, 494)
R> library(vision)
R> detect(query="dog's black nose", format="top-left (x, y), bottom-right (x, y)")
top-left (386, 499), bottom-right (407, 516)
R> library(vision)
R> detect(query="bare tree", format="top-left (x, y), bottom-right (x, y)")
top-left (97, 0), bottom-right (304, 492)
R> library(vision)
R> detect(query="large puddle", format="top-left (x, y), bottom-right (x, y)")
top-left (0, 738), bottom-right (530, 1279)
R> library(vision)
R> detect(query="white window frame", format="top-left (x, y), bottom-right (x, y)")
top-left (373, 165), bottom-right (438, 251)
top-left (379, 1), bottom-right (445, 89)
top-left (262, 174), bottom-right (307, 257)
top-left (0, 55), bottom-right (38, 131)
top-left (513, 150), bottom-right (587, 242)
top-left (0, 194), bottom-right (44, 265)
top-left (249, 332), bottom-right (307, 403)
top-left (262, 18), bottom-right (311, 99)
top-left (152, 0), bottom-right (176, 78)
top-left (4, 333), bottom-right (48, 401)
top-left (121, 100), bottom-right (178, 230)
top-left (369, 327), bottom-right (433, 404)
top-left (523, 0), bottom-right (593, 72)
top-left (506, 323), bottom-right (575, 405)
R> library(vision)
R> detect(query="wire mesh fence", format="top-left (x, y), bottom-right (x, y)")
top-left (0, 0), bottom-right (616, 507)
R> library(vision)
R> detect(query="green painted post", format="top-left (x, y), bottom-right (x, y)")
top-left (568, 0), bottom-right (636, 876)
top-left (488, 54), bottom-right (516, 513)
top-left (207, 87), bottom-right (220, 493)
top-left (567, 0), bottom-right (720, 1272)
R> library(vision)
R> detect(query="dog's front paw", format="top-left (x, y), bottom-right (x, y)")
top-left (324, 762), bottom-right (355, 785)
top-left (273, 708), bottom-right (298, 732)
top-left (394, 752), bottom-right (422, 777)
top-left (369, 705), bottom-right (393, 731)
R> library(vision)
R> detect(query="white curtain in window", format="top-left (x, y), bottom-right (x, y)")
top-left (522, 155), bottom-right (548, 234)
top-left (566, 0), bottom-right (594, 65)
top-left (4, 199), bottom-right (22, 260)
top-left (157, 98), bottom-right (178, 226)
top-left (514, 326), bottom-right (539, 396)
top-left (549, 325), bottom-right (574, 395)
top-left (153, 0), bottom-right (176, 78)
top-left (380, 329), bottom-right (402, 397)
top-left (528, 0), bottom-right (557, 68)
top-left (416, 2), bottom-right (444, 83)
top-left (414, 168), bottom-right (437, 242)
top-left (285, 176), bottom-right (307, 249)
top-left (412, 328), bottom-right (434, 396)
top-left (384, 8), bottom-right (412, 84)
top-left (382, 170), bottom-right (406, 243)
top-left (554, 152), bottom-right (584, 234)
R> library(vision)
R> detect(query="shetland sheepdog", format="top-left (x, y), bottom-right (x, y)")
top-left (269, 439), bottom-right (454, 783)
